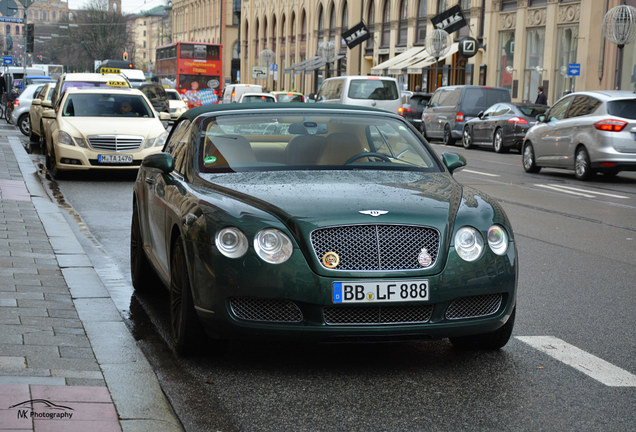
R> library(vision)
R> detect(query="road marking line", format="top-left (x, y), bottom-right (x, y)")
top-left (547, 184), bottom-right (629, 199)
top-left (516, 336), bottom-right (636, 387)
top-left (535, 184), bottom-right (596, 198)
top-left (462, 169), bottom-right (500, 177)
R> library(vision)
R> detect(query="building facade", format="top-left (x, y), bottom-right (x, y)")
top-left (128, 6), bottom-right (172, 76)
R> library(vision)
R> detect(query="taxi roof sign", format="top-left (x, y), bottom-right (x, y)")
top-left (106, 80), bottom-right (129, 87)
top-left (100, 67), bottom-right (121, 74)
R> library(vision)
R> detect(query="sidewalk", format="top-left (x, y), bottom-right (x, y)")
top-left (0, 130), bottom-right (183, 431)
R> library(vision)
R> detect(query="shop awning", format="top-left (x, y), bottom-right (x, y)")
top-left (387, 48), bottom-right (431, 75)
top-left (284, 56), bottom-right (321, 74)
top-left (406, 42), bottom-right (459, 74)
top-left (303, 55), bottom-right (345, 72)
top-left (370, 46), bottom-right (426, 75)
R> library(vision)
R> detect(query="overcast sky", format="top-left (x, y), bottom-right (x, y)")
top-left (66, 0), bottom-right (167, 15)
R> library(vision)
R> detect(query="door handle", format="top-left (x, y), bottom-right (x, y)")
top-left (145, 177), bottom-right (155, 185)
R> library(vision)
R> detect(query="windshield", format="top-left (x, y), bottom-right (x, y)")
top-left (241, 95), bottom-right (275, 103)
top-left (347, 79), bottom-right (399, 100)
top-left (275, 93), bottom-right (305, 103)
top-left (198, 112), bottom-right (440, 173)
top-left (62, 93), bottom-right (154, 117)
top-left (518, 105), bottom-right (548, 117)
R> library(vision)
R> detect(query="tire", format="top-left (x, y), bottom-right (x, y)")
top-left (522, 142), bottom-right (541, 173)
top-left (170, 237), bottom-right (203, 355)
top-left (48, 145), bottom-right (65, 180)
top-left (18, 114), bottom-right (30, 137)
top-left (443, 124), bottom-right (456, 145)
top-left (493, 128), bottom-right (507, 153)
top-left (29, 125), bottom-right (39, 143)
top-left (574, 147), bottom-right (593, 181)
top-left (130, 201), bottom-right (159, 293)
top-left (421, 125), bottom-right (429, 141)
top-left (462, 127), bottom-right (473, 149)
top-left (450, 307), bottom-right (516, 350)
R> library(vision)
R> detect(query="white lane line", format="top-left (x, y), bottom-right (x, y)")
top-left (548, 184), bottom-right (629, 199)
top-left (535, 184), bottom-right (596, 198)
top-left (462, 169), bottom-right (500, 177)
top-left (516, 336), bottom-right (636, 387)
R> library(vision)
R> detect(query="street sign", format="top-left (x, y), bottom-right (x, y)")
top-left (568, 63), bottom-right (581, 76)
top-left (459, 37), bottom-right (478, 58)
top-left (252, 66), bottom-right (267, 79)
top-left (3, 55), bottom-right (13, 65)
top-left (0, 0), bottom-right (18, 17)
top-left (0, 16), bottom-right (24, 23)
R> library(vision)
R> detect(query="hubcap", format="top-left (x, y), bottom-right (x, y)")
top-left (523, 145), bottom-right (533, 169)
top-left (575, 151), bottom-right (587, 177)
top-left (494, 131), bottom-right (502, 151)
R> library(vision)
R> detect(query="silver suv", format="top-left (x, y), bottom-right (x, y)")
top-left (522, 90), bottom-right (636, 180)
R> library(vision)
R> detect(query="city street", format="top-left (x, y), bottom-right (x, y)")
top-left (14, 126), bottom-right (636, 432)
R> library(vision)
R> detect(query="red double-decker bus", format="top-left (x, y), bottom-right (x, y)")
top-left (155, 42), bottom-right (223, 108)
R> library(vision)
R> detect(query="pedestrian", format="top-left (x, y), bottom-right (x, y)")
top-left (414, 85), bottom-right (421, 92)
top-left (535, 86), bottom-right (547, 105)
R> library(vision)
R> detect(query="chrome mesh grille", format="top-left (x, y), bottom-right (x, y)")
top-left (88, 135), bottom-right (144, 151)
top-left (445, 294), bottom-right (503, 320)
top-left (229, 297), bottom-right (303, 323)
top-left (311, 225), bottom-right (440, 271)
top-left (324, 304), bottom-right (433, 325)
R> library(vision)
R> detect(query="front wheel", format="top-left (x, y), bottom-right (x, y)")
top-left (574, 147), bottom-right (593, 181)
top-left (462, 127), bottom-right (473, 149)
top-left (522, 142), bottom-right (541, 173)
top-left (450, 307), bottom-right (516, 350)
top-left (170, 237), bottom-right (204, 355)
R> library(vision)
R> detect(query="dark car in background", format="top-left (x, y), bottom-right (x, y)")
top-left (462, 102), bottom-right (548, 153)
top-left (399, 92), bottom-right (432, 132)
top-left (422, 85), bottom-right (511, 145)
top-left (138, 82), bottom-right (170, 115)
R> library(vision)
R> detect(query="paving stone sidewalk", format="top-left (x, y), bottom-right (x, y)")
top-left (0, 133), bottom-right (183, 431)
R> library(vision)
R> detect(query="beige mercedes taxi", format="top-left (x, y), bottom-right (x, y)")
top-left (42, 87), bottom-right (169, 178)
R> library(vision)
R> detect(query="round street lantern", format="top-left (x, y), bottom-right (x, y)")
top-left (602, 4), bottom-right (636, 89)
top-left (425, 29), bottom-right (451, 90)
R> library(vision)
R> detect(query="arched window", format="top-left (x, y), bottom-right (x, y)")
top-left (281, 14), bottom-right (286, 47)
top-left (381, 0), bottom-right (390, 47)
top-left (291, 12), bottom-right (296, 44)
top-left (301, 10), bottom-right (307, 43)
top-left (255, 19), bottom-right (260, 58)
top-left (263, 17), bottom-right (268, 51)
top-left (329, 2), bottom-right (336, 42)
top-left (416, 0), bottom-right (427, 44)
top-left (318, 5), bottom-right (324, 43)
top-left (397, 0), bottom-right (408, 46)
top-left (366, 1), bottom-right (375, 51)
top-left (271, 15), bottom-right (277, 53)
top-left (341, 1), bottom-right (348, 54)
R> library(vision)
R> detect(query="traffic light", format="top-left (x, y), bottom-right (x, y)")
top-left (26, 24), bottom-right (34, 53)
top-left (123, 51), bottom-right (128, 61)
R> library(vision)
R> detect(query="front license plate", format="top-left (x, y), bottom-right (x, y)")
top-left (98, 154), bottom-right (133, 164)
top-left (332, 280), bottom-right (429, 303)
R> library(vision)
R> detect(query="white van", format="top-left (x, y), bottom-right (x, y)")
top-left (221, 84), bottom-right (263, 103)
top-left (314, 76), bottom-right (402, 114)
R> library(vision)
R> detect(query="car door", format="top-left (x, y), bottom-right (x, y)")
top-left (532, 95), bottom-right (574, 166)
top-left (472, 104), bottom-right (500, 143)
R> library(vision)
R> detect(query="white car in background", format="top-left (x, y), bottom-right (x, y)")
top-left (166, 89), bottom-right (188, 120)
top-left (237, 92), bottom-right (276, 103)
top-left (11, 83), bottom-right (46, 137)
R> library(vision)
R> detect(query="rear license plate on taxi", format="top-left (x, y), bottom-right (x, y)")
top-left (332, 280), bottom-right (429, 303)
top-left (98, 154), bottom-right (133, 164)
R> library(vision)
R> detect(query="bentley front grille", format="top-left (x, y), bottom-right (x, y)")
top-left (324, 304), bottom-right (433, 325)
top-left (88, 135), bottom-right (144, 151)
top-left (445, 294), bottom-right (503, 320)
top-left (229, 297), bottom-right (303, 323)
top-left (311, 224), bottom-right (440, 271)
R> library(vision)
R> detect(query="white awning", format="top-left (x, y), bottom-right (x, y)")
top-left (387, 48), bottom-right (431, 75)
top-left (304, 55), bottom-right (345, 72)
top-left (370, 46), bottom-right (426, 75)
top-left (406, 42), bottom-right (459, 74)
top-left (284, 56), bottom-right (321, 73)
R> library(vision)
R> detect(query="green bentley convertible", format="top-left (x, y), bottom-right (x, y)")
top-left (131, 103), bottom-right (517, 355)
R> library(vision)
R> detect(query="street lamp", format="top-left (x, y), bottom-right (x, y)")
top-left (602, 4), bottom-right (636, 90)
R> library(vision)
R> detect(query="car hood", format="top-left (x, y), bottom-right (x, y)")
top-left (196, 170), bottom-right (463, 232)
top-left (60, 117), bottom-right (165, 138)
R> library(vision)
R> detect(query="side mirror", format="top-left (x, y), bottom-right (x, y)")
top-left (537, 114), bottom-right (547, 122)
top-left (42, 108), bottom-right (56, 119)
top-left (32, 99), bottom-right (42, 106)
top-left (159, 112), bottom-right (171, 121)
top-left (441, 152), bottom-right (467, 174)
top-left (42, 100), bottom-right (52, 108)
top-left (477, 111), bottom-right (484, 118)
top-left (141, 152), bottom-right (174, 174)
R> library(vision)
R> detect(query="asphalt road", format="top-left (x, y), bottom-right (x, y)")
top-left (17, 130), bottom-right (636, 432)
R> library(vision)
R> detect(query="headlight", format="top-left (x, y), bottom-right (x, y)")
top-left (154, 131), bottom-right (168, 147)
top-left (57, 130), bottom-right (75, 146)
top-left (215, 227), bottom-right (248, 258)
top-left (454, 226), bottom-right (484, 262)
top-left (487, 225), bottom-right (509, 255)
top-left (254, 229), bottom-right (293, 264)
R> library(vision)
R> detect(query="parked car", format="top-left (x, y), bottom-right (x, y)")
top-left (130, 103), bottom-right (518, 355)
top-left (166, 88), bottom-right (188, 121)
top-left (314, 75), bottom-right (402, 114)
top-left (29, 82), bottom-right (56, 144)
top-left (270, 91), bottom-right (306, 103)
top-left (462, 102), bottom-right (548, 153)
top-left (50, 72), bottom-right (131, 108)
top-left (41, 87), bottom-right (169, 178)
top-left (421, 85), bottom-right (511, 145)
top-left (221, 84), bottom-right (263, 103)
top-left (522, 90), bottom-right (636, 180)
top-left (10, 83), bottom-right (45, 136)
top-left (238, 92), bottom-right (276, 103)
top-left (138, 82), bottom-right (170, 115)
top-left (400, 91), bottom-right (432, 132)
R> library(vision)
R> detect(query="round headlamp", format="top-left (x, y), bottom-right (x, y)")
top-left (215, 227), bottom-right (248, 258)
top-left (454, 226), bottom-right (484, 262)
